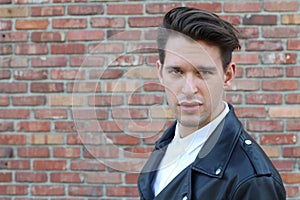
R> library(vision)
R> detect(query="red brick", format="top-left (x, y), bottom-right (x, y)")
top-left (51, 172), bottom-right (83, 183)
top-left (14, 69), bottom-right (47, 80)
top-left (15, 0), bottom-right (49, 3)
top-left (146, 3), bottom-right (182, 13)
top-left (246, 93), bottom-right (282, 104)
top-left (0, 96), bottom-right (9, 106)
top-left (3, 160), bottom-right (30, 170)
top-left (68, 30), bottom-right (104, 41)
top-left (49, 95), bottom-right (85, 106)
top-left (232, 53), bottom-right (259, 64)
top-left (0, 172), bottom-right (12, 182)
top-left (262, 27), bottom-right (299, 38)
top-left (15, 44), bottom-right (48, 55)
top-left (54, 121), bottom-right (76, 132)
top-left (31, 6), bottom-right (64, 16)
top-left (224, 2), bottom-right (261, 12)
top-left (0, 32), bottom-right (29, 42)
top-left (104, 81), bottom-right (141, 92)
top-left (106, 134), bottom-right (140, 145)
top-left (107, 160), bottom-right (145, 172)
top-left (0, 109), bottom-right (29, 119)
top-left (246, 67), bottom-right (283, 78)
top-left (281, 173), bottom-right (300, 184)
top-left (71, 109), bottom-right (108, 120)
top-left (269, 106), bottom-right (300, 118)
top-left (18, 147), bottom-right (50, 157)
top-left (67, 82), bottom-right (101, 93)
top-left (32, 56), bottom-right (67, 67)
top-left (287, 40), bottom-right (300, 50)
top-left (111, 55), bottom-right (143, 66)
top-left (234, 107), bottom-right (266, 118)
top-left (243, 15), bottom-right (277, 25)
top-left (0, 7), bottom-right (28, 18)
top-left (263, 53), bottom-right (297, 64)
top-left (220, 15), bottom-right (241, 26)
top-left (227, 80), bottom-right (259, 91)
top-left (51, 44), bottom-right (85, 54)
top-left (260, 134), bottom-right (297, 145)
top-left (246, 40), bottom-right (283, 51)
top-left (16, 19), bottom-right (49, 30)
top-left (144, 81), bottom-right (164, 92)
top-left (0, 44), bottom-right (12, 54)
top-left (106, 186), bottom-right (139, 197)
top-left (68, 5), bottom-right (103, 15)
top-left (91, 17), bottom-right (125, 28)
top-left (107, 4), bottom-right (143, 15)
top-left (30, 82), bottom-right (64, 93)
top-left (272, 160), bottom-right (295, 171)
top-left (129, 17), bottom-right (163, 27)
top-left (53, 147), bottom-right (81, 158)
top-left (124, 147), bottom-right (153, 158)
top-left (0, 70), bottom-right (10, 79)
top-left (89, 69), bottom-right (123, 79)
top-left (83, 146), bottom-right (119, 158)
top-left (128, 121), bottom-right (165, 133)
top-left (0, 0), bottom-right (11, 4)
top-left (30, 134), bottom-right (64, 145)
top-left (68, 185), bottom-right (103, 196)
top-left (107, 30), bottom-right (141, 40)
top-left (125, 173), bottom-right (139, 184)
top-left (0, 20), bottom-right (12, 30)
top-left (0, 134), bottom-right (25, 145)
top-left (236, 27), bottom-right (259, 38)
top-left (0, 147), bottom-right (13, 157)
top-left (282, 14), bottom-right (300, 25)
top-left (0, 83), bottom-right (27, 93)
top-left (31, 32), bottom-right (65, 42)
top-left (264, 0), bottom-right (299, 11)
top-left (51, 69), bottom-right (85, 80)
top-left (0, 185), bottom-right (27, 195)
top-left (52, 18), bottom-right (87, 29)
top-left (0, 122), bottom-right (13, 132)
top-left (13, 96), bottom-right (46, 106)
top-left (284, 147), bottom-right (300, 157)
top-left (70, 55), bottom-right (105, 67)
top-left (17, 121), bottom-right (50, 132)
top-left (70, 160), bottom-right (105, 171)
top-left (86, 173), bottom-right (122, 184)
top-left (247, 120), bottom-right (283, 132)
top-left (128, 94), bottom-right (163, 105)
top-left (34, 109), bottom-right (67, 119)
top-left (53, 0), bottom-right (86, 2)
top-left (33, 160), bottom-right (66, 170)
top-left (285, 186), bottom-right (299, 198)
top-left (67, 134), bottom-right (102, 145)
top-left (286, 94), bottom-right (300, 104)
top-left (112, 108), bottom-right (148, 119)
top-left (31, 185), bottom-right (65, 196)
top-left (88, 43), bottom-right (124, 54)
top-left (262, 80), bottom-right (298, 91)
top-left (88, 95), bottom-right (123, 106)
top-left (16, 172), bottom-right (47, 182)
top-left (287, 120), bottom-right (300, 131)
top-left (225, 94), bottom-right (243, 105)
top-left (285, 66), bottom-right (300, 76)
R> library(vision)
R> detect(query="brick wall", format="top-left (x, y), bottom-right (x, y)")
top-left (0, 0), bottom-right (299, 199)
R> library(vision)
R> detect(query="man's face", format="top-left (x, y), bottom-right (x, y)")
top-left (157, 35), bottom-right (235, 130)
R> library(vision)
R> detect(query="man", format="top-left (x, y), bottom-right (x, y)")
top-left (138, 7), bottom-right (286, 200)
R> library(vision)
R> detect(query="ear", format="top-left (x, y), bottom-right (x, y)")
top-left (156, 60), bottom-right (164, 84)
top-left (224, 62), bottom-right (236, 87)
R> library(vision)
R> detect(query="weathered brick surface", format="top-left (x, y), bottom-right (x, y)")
top-left (0, 1), bottom-right (298, 199)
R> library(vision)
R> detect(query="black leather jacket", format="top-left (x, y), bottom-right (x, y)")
top-left (138, 104), bottom-right (286, 200)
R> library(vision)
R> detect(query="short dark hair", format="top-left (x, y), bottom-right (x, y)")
top-left (157, 7), bottom-right (241, 71)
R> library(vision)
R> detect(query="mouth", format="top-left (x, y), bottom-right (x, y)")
top-left (178, 101), bottom-right (203, 113)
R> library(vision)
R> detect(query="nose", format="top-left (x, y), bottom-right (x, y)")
top-left (182, 73), bottom-right (198, 96)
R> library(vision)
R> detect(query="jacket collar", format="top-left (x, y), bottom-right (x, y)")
top-left (138, 104), bottom-right (242, 199)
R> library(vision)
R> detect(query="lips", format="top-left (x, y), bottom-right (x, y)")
top-left (178, 101), bottom-right (202, 113)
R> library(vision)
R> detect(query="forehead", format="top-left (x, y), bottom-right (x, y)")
top-left (164, 35), bottom-right (222, 68)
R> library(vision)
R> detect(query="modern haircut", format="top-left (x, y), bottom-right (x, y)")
top-left (157, 7), bottom-right (241, 71)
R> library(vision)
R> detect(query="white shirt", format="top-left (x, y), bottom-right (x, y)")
top-left (153, 103), bottom-right (229, 196)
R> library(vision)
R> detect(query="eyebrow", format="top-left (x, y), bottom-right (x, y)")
top-left (164, 65), bottom-right (217, 72)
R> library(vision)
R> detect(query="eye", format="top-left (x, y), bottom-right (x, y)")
top-left (168, 67), bottom-right (183, 75)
